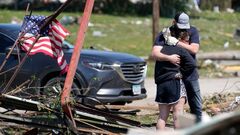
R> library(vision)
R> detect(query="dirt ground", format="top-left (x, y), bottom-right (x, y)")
top-left (125, 77), bottom-right (240, 115)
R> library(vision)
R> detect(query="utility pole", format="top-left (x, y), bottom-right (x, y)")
top-left (61, 0), bottom-right (95, 127)
top-left (152, 0), bottom-right (159, 44)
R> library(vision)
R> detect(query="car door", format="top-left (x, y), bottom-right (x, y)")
top-left (0, 33), bottom-right (33, 93)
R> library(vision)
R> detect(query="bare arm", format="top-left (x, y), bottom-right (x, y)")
top-left (151, 45), bottom-right (180, 65)
top-left (177, 41), bottom-right (199, 54)
top-left (177, 27), bottom-right (200, 54)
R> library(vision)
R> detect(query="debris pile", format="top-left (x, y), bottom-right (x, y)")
top-left (203, 92), bottom-right (240, 116)
top-left (0, 94), bottom-right (141, 134)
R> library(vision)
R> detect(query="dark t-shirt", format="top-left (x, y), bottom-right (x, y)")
top-left (154, 45), bottom-right (196, 84)
top-left (153, 26), bottom-right (200, 81)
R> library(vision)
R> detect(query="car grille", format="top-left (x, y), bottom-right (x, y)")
top-left (120, 62), bottom-right (147, 84)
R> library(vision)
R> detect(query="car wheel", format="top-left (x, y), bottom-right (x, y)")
top-left (41, 77), bottom-right (82, 108)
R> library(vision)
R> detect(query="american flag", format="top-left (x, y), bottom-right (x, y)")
top-left (20, 15), bottom-right (69, 74)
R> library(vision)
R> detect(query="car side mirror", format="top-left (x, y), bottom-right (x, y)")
top-left (5, 47), bottom-right (19, 56)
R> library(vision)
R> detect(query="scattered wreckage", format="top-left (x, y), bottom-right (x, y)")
top-left (0, 0), bottom-right (240, 134)
top-left (0, 94), bottom-right (142, 134)
top-left (0, 0), bottom-right (142, 134)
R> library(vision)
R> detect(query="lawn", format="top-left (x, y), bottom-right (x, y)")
top-left (0, 9), bottom-right (240, 77)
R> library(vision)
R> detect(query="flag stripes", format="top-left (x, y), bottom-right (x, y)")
top-left (20, 16), bottom-right (69, 74)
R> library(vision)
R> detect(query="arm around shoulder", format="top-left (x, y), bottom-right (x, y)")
top-left (177, 42), bottom-right (199, 54)
top-left (151, 46), bottom-right (180, 65)
top-left (151, 46), bottom-right (167, 61)
top-left (177, 27), bottom-right (200, 54)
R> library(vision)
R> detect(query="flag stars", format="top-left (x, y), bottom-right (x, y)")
top-left (21, 15), bottom-right (50, 36)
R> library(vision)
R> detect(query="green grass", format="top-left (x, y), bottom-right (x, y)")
top-left (123, 114), bottom-right (158, 126)
top-left (1, 10), bottom-right (240, 77)
top-left (192, 11), bottom-right (240, 52)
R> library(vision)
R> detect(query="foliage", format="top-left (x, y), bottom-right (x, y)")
top-left (200, 0), bottom-right (232, 11)
top-left (1, 0), bottom-right (189, 17)
top-left (93, 0), bottom-right (152, 16)
top-left (160, 0), bottom-right (190, 17)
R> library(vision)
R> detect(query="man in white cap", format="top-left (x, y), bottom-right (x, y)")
top-left (152, 12), bottom-right (202, 123)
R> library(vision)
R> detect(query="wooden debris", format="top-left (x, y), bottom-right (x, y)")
top-left (197, 51), bottom-right (240, 60)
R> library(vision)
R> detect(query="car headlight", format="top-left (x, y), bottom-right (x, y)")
top-left (83, 60), bottom-right (120, 71)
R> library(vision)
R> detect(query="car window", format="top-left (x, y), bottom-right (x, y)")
top-left (0, 33), bottom-right (14, 53)
top-left (63, 41), bottom-right (74, 49)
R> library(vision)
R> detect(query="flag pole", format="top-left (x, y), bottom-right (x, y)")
top-left (61, 0), bottom-right (95, 127)
top-left (39, 0), bottom-right (73, 31)
top-left (0, 3), bottom-right (31, 73)
top-left (2, 0), bottom-right (73, 94)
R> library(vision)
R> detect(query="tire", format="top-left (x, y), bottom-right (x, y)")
top-left (41, 77), bottom-right (82, 108)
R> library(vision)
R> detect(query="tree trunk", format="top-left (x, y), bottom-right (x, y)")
top-left (152, 0), bottom-right (159, 44)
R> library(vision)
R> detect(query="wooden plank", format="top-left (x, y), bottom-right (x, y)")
top-left (0, 94), bottom-right (41, 111)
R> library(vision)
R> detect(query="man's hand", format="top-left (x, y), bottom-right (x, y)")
top-left (168, 54), bottom-right (180, 65)
top-left (166, 36), bottom-right (179, 46)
